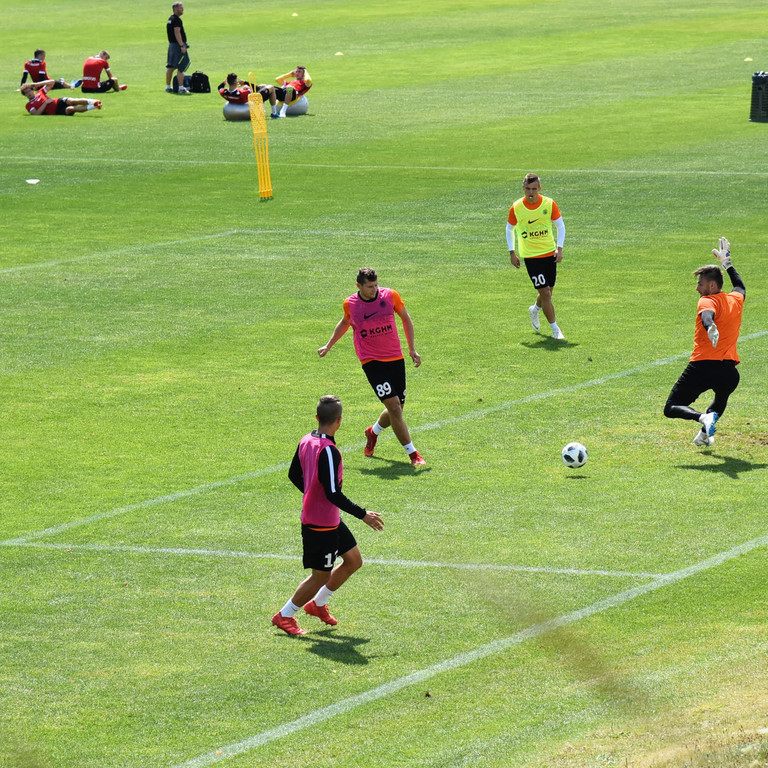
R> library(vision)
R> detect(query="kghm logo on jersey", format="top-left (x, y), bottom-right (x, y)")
top-left (522, 227), bottom-right (550, 239)
top-left (360, 323), bottom-right (393, 339)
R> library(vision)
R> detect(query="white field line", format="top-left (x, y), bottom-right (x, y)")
top-left (3, 228), bottom-right (767, 276)
top-left (3, 329), bottom-right (766, 548)
top-left (171, 531), bottom-right (768, 768)
top-left (4, 155), bottom-right (768, 175)
top-left (0, 230), bottom-right (244, 275)
top-left (2, 541), bottom-right (661, 579)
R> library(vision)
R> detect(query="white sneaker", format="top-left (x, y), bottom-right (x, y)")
top-left (552, 327), bottom-right (565, 340)
top-left (693, 430), bottom-right (714, 447)
top-left (165, 85), bottom-right (173, 93)
top-left (528, 305), bottom-right (540, 331)
top-left (177, 86), bottom-right (192, 95)
top-left (699, 411), bottom-right (719, 437)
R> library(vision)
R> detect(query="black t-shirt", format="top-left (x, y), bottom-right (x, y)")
top-left (167, 14), bottom-right (186, 44)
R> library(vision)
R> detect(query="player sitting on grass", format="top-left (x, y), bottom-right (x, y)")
top-left (21, 80), bottom-right (101, 115)
top-left (20, 49), bottom-right (82, 90)
top-left (81, 51), bottom-right (127, 93)
top-left (274, 66), bottom-right (311, 117)
top-left (217, 73), bottom-right (279, 118)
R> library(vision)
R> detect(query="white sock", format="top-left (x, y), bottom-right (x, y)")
top-left (531, 304), bottom-right (540, 313)
top-left (550, 322), bottom-right (559, 332)
top-left (280, 104), bottom-right (287, 117)
top-left (86, 104), bottom-right (95, 110)
top-left (372, 420), bottom-right (384, 436)
top-left (313, 585), bottom-right (335, 607)
top-left (403, 442), bottom-right (416, 454)
top-left (280, 600), bottom-right (301, 618)
top-left (271, 104), bottom-right (278, 114)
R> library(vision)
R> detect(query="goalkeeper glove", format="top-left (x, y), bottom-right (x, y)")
top-left (712, 236), bottom-right (732, 270)
top-left (707, 323), bottom-right (719, 349)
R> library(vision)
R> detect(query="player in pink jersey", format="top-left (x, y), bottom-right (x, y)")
top-left (318, 267), bottom-right (426, 466)
top-left (272, 395), bottom-right (384, 636)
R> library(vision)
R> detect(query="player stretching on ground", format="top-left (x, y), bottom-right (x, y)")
top-left (318, 267), bottom-right (426, 466)
top-left (272, 395), bottom-right (384, 636)
top-left (21, 81), bottom-right (101, 115)
top-left (506, 172), bottom-right (567, 340)
top-left (664, 237), bottom-right (745, 447)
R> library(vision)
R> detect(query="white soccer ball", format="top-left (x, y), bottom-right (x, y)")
top-left (562, 442), bottom-right (588, 468)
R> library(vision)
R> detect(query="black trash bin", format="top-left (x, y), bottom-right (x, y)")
top-left (750, 71), bottom-right (768, 122)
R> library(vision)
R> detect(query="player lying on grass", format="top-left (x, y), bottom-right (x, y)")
top-left (272, 395), bottom-right (384, 636)
top-left (664, 237), bottom-right (746, 447)
top-left (21, 81), bottom-right (102, 115)
top-left (217, 73), bottom-right (279, 118)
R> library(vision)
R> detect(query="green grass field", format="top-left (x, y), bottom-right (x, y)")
top-left (1, 0), bottom-right (768, 766)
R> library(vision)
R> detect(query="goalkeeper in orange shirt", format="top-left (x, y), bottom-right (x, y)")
top-left (664, 237), bottom-right (746, 447)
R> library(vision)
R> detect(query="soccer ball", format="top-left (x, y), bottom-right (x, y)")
top-left (562, 442), bottom-right (588, 468)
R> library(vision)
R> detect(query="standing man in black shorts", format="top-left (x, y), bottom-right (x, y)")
top-left (318, 267), bottom-right (426, 466)
top-left (506, 172), bottom-right (567, 340)
top-left (166, 2), bottom-right (191, 94)
top-left (272, 395), bottom-right (384, 636)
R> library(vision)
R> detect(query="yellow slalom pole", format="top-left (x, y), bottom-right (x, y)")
top-left (248, 89), bottom-right (273, 200)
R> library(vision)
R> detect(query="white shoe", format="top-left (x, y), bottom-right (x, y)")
top-left (552, 327), bottom-right (565, 340)
top-left (528, 305), bottom-right (540, 331)
top-left (693, 430), bottom-right (714, 447)
top-left (177, 86), bottom-right (192, 95)
top-left (699, 411), bottom-right (719, 437)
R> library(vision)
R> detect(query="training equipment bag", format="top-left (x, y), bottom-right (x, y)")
top-left (190, 71), bottom-right (210, 93)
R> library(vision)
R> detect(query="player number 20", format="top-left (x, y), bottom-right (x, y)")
top-left (532, 273), bottom-right (546, 287)
top-left (376, 382), bottom-right (392, 397)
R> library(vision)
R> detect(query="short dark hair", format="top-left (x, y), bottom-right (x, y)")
top-left (693, 265), bottom-right (723, 289)
top-left (356, 267), bottom-right (377, 285)
top-left (523, 172), bottom-right (540, 186)
top-left (317, 394), bottom-right (342, 425)
top-left (173, 2), bottom-right (183, 10)
top-left (295, 65), bottom-right (306, 72)
top-left (34, 49), bottom-right (45, 59)
top-left (226, 73), bottom-right (238, 86)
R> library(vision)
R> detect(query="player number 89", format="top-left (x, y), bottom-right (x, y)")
top-left (376, 382), bottom-right (392, 397)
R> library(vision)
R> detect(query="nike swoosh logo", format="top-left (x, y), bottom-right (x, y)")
top-left (527, 218), bottom-right (540, 224)
top-left (364, 312), bottom-right (377, 319)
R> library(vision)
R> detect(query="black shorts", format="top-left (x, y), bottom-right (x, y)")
top-left (666, 360), bottom-right (740, 412)
top-left (51, 80), bottom-right (67, 90)
top-left (524, 255), bottom-right (557, 289)
top-left (274, 86), bottom-right (290, 102)
top-left (256, 86), bottom-right (271, 101)
top-left (82, 79), bottom-right (115, 93)
top-left (362, 358), bottom-right (407, 404)
top-left (166, 43), bottom-right (190, 71)
top-left (55, 98), bottom-right (70, 115)
top-left (301, 521), bottom-right (357, 571)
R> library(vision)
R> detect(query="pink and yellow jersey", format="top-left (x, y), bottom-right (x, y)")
top-left (82, 57), bottom-right (109, 89)
top-left (298, 432), bottom-right (342, 528)
top-left (343, 287), bottom-right (404, 364)
top-left (691, 290), bottom-right (744, 363)
top-left (508, 196), bottom-right (561, 258)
